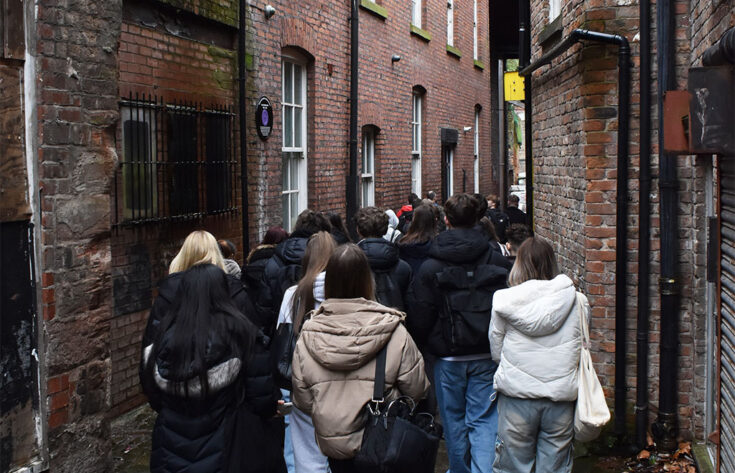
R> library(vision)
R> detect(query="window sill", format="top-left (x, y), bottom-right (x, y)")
top-left (539, 15), bottom-right (562, 46)
top-left (360, 0), bottom-right (388, 20)
top-left (446, 44), bottom-right (462, 59)
top-left (473, 59), bottom-right (485, 70)
top-left (410, 24), bottom-right (432, 42)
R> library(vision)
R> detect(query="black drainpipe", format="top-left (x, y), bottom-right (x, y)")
top-left (635, 0), bottom-right (652, 450)
top-left (346, 0), bottom-right (359, 238)
top-left (520, 0), bottom-right (533, 227)
top-left (651, 0), bottom-right (679, 452)
top-left (520, 29), bottom-right (631, 440)
top-left (238, 0), bottom-right (250, 253)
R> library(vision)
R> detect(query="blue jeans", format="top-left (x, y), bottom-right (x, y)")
top-left (492, 394), bottom-right (574, 473)
top-left (434, 358), bottom-right (498, 473)
top-left (281, 389), bottom-right (296, 473)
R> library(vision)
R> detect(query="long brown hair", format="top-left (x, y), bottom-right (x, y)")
top-left (508, 237), bottom-right (560, 286)
top-left (292, 232), bottom-right (337, 332)
top-left (399, 204), bottom-right (437, 245)
top-left (324, 244), bottom-right (375, 300)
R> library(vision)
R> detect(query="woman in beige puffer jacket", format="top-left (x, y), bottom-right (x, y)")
top-left (291, 244), bottom-right (430, 472)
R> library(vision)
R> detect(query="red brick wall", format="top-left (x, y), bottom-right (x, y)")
top-left (528, 0), bottom-right (710, 441)
top-left (110, 14), bottom-right (243, 414)
top-left (244, 0), bottom-right (495, 243)
top-left (358, 0), bottom-right (493, 206)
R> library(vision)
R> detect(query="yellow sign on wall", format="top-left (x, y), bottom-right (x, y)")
top-left (504, 72), bottom-right (525, 101)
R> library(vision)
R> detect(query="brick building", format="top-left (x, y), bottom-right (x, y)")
top-left (523, 0), bottom-right (733, 470)
top-left (1, 0), bottom-right (496, 471)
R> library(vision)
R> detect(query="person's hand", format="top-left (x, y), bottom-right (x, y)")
top-left (274, 399), bottom-right (285, 418)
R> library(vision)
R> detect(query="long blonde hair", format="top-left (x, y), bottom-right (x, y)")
top-left (292, 231), bottom-right (337, 332)
top-left (169, 230), bottom-right (226, 274)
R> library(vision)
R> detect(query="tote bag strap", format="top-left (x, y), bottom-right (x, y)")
top-left (577, 292), bottom-right (590, 350)
top-left (372, 345), bottom-right (388, 403)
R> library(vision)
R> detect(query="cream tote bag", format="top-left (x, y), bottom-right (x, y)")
top-left (573, 292), bottom-right (611, 442)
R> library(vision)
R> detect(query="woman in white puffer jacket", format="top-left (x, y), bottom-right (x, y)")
top-left (489, 236), bottom-right (590, 473)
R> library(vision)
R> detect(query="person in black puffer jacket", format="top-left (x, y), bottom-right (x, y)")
top-left (142, 230), bottom-right (256, 353)
top-left (242, 227), bottom-right (288, 304)
top-left (255, 210), bottom-right (331, 335)
top-left (355, 207), bottom-right (411, 311)
top-left (141, 264), bottom-right (285, 473)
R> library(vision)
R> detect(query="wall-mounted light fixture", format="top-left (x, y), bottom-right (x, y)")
top-left (391, 54), bottom-right (402, 62)
top-left (463, 126), bottom-right (473, 132)
top-left (264, 5), bottom-right (276, 19)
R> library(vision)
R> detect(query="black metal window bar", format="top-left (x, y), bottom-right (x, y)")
top-left (114, 93), bottom-right (238, 226)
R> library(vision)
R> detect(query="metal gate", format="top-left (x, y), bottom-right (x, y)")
top-left (720, 158), bottom-right (735, 472)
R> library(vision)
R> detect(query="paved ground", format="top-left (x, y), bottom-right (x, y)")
top-left (111, 405), bottom-right (626, 473)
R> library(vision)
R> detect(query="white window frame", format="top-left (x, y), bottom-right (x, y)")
top-left (447, 0), bottom-right (454, 47)
top-left (411, 92), bottom-right (422, 197)
top-left (412, 0), bottom-right (422, 28)
top-left (474, 109), bottom-right (480, 193)
top-left (473, 0), bottom-right (478, 60)
top-left (361, 128), bottom-right (376, 207)
top-left (281, 57), bottom-right (308, 232)
top-left (549, 0), bottom-right (561, 21)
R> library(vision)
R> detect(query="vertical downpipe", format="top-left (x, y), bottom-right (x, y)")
top-left (521, 0), bottom-right (533, 227)
top-left (652, 0), bottom-right (679, 452)
top-left (614, 35), bottom-right (631, 442)
top-left (635, 0), bottom-right (652, 450)
top-left (238, 0), bottom-right (250, 253)
top-left (347, 0), bottom-right (359, 238)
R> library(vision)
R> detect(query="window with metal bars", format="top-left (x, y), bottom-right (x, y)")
top-left (114, 94), bottom-right (238, 226)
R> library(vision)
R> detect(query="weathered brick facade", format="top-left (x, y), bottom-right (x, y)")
top-left (527, 0), bottom-right (732, 445)
top-left (110, 0), bottom-right (243, 416)
top-left (34, 0), bottom-right (121, 470)
top-left (244, 0), bottom-right (494, 241)
top-left (14, 1), bottom-right (496, 471)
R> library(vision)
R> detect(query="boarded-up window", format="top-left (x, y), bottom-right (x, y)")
top-left (1, 2), bottom-right (25, 59)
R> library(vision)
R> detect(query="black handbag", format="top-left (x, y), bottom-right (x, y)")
top-left (352, 347), bottom-right (443, 473)
top-left (271, 322), bottom-right (296, 390)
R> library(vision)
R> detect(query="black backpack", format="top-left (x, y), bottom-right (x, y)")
top-left (374, 267), bottom-right (405, 312)
top-left (486, 209), bottom-right (509, 243)
top-left (398, 210), bottom-right (414, 234)
top-left (434, 249), bottom-right (508, 355)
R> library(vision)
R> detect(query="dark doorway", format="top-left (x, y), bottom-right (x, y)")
top-left (1, 220), bottom-right (40, 472)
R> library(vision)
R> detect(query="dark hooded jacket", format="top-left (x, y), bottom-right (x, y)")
top-left (357, 238), bottom-right (412, 311)
top-left (254, 233), bottom-right (310, 335)
top-left (242, 244), bottom-right (276, 300)
top-left (141, 315), bottom-right (284, 473)
top-left (407, 227), bottom-right (508, 357)
top-left (397, 239), bottom-right (433, 276)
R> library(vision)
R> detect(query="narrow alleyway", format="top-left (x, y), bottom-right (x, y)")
top-left (111, 406), bottom-right (636, 472)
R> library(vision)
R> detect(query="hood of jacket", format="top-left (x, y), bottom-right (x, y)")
top-left (276, 237), bottom-right (308, 265)
top-left (358, 238), bottom-right (400, 271)
top-left (385, 209), bottom-right (399, 229)
top-left (398, 239), bottom-right (432, 257)
top-left (492, 274), bottom-right (577, 337)
top-left (300, 298), bottom-right (403, 371)
top-left (313, 271), bottom-right (326, 305)
top-left (247, 244), bottom-right (275, 264)
top-left (428, 227), bottom-right (491, 264)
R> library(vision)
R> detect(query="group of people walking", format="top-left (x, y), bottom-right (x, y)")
top-left (139, 191), bottom-right (591, 473)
